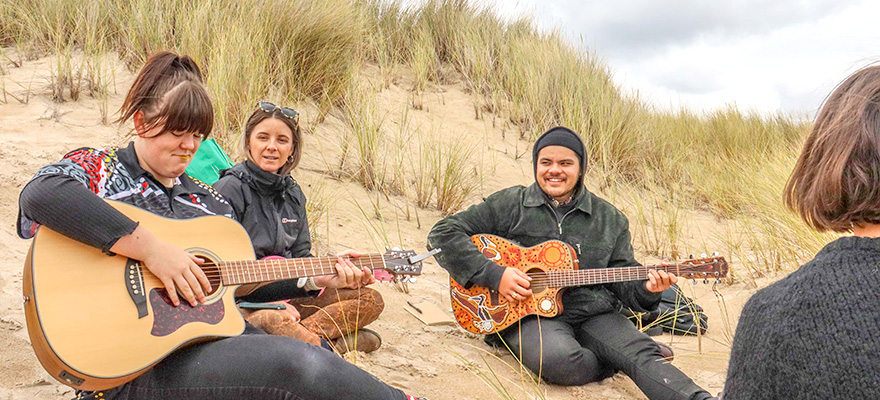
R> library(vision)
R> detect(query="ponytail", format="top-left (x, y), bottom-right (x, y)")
top-left (118, 51), bottom-right (213, 138)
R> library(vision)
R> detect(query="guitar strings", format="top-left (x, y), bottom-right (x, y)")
top-left (525, 264), bottom-right (717, 286)
top-left (139, 255), bottom-right (405, 283)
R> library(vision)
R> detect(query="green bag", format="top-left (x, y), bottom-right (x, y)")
top-left (186, 138), bottom-right (233, 185)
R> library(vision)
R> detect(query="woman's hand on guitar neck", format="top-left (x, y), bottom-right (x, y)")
top-left (499, 267), bottom-right (532, 303)
top-left (313, 249), bottom-right (376, 289)
top-left (110, 225), bottom-right (212, 307)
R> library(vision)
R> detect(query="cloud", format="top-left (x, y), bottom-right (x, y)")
top-left (536, 0), bottom-right (850, 60)
top-left (492, 0), bottom-right (880, 114)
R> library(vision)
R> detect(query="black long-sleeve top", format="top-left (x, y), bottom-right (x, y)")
top-left (18, 143), bottom-right (233, 248)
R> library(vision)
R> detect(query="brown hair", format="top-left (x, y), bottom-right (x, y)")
top-left (242, 106), bottom-right (302, 175)
top-left (784, 65), bottom-right (880, 232)
top-left (118, 51), bottom-right (213, 138)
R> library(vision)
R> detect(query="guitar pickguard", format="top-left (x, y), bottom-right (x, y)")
top-left (451, 288), bottom-right (508, 333)
top-left (149, 289), bottom-right (225, 337)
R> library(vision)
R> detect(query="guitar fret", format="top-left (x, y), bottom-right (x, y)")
top-left (235, 260), bottom-right (241, 285)
top-left (232, 261), bottom-right (238, 285)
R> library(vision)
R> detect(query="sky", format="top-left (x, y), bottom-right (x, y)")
top-left (491, 0), bottom-right (880, 118)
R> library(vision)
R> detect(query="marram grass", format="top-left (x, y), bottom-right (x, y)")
top-left (0, 0), bottom-right (832, 277)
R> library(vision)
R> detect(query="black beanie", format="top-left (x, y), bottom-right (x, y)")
top-left (532, 126), bottom-right (586, 171)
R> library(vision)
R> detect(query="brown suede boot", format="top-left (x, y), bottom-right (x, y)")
top-left (332, 328), bottom-right (382, 354)
top-left (245, 309), bottom-right (322, 346)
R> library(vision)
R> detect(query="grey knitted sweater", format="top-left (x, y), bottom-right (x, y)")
top-left (723, 236), bottom-right (880, 399)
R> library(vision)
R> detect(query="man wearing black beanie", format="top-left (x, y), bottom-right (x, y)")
top-left (428, 127), bottom-right (715, 400)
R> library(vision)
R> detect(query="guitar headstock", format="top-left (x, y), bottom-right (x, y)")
top-left (675, 254), bottom-right (728, 280)
top-left (373, 248), bottom-right (424, 282)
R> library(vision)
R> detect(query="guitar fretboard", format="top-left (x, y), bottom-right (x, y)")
top-left (219, 255), bottom-right (388, 285)
top-left (531, 264), bottom-right (689, 287)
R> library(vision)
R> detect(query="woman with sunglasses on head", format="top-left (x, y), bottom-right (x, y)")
top-left (213, 101), bottom-right (385, 354)
top-left (18, 52), bottom-right (421, 400)
top-left (722, 65), bottom-right (880, 399)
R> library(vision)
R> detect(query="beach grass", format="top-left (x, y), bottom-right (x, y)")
top-left (0, 0), bottom-right (833, 279)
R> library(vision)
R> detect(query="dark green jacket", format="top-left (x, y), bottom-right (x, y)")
top-left (427, 183), bottom-right (661, 322)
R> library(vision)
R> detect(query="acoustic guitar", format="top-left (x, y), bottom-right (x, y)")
top-left (22, 200), bottom-right (427, 391)
top-left (449, 234), bottom-right (728, 334)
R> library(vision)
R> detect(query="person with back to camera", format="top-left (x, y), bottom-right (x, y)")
top-left (213, 101), bottom-right (384, 354)
top-left (17, 50), bottom-right (426, 400)
top-left (722, 65), bottom-right (880, 399)
top-left (427, 126), bottom-right (717, 400)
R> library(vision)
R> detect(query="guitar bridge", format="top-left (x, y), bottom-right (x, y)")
top-left (125, 259), bottom-right (148, 318)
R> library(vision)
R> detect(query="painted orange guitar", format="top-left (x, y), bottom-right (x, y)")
top-left (22, 200), bottom-right (430, 391)
top-left (449, 234), bottom-right (728, 334)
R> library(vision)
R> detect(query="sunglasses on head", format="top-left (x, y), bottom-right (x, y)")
top-left (257, 101), bottom-right (299, 120)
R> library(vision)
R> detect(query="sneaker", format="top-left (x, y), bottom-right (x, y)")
top-left (333, 328), bottom-right (382, 354)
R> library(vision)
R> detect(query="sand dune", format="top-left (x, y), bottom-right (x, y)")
top-left (0, 52), bottom-right (759, 400)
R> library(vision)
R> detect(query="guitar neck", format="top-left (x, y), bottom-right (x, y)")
top-left (219, 255), bottom-right (387, 285)
top-left (545, 264), bottom-right (684, 287)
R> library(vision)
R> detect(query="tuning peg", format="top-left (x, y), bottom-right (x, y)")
top-left (716, 278), bottom-right (723, 284)
top-left (712, 251), bottom-right (719, 257)
top-left (407, 277), bottom-right (417, 284)
top-left (688, 254), bottom-right (694, 259)
top-left (385, 246), bottom-right (391, 251)
top-left (392, 246), bottom-right (402, 251)
top-left (700, 252), bottom-right (707, 258)
top-left (691, 279), bottom-right (698, 285)
top-left (703, 279), bottom-right (709, 284)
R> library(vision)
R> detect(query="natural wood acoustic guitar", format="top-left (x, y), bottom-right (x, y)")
top-left (449, 234), bottom-right (728, 334)
top-left (22, 200), bottom-right (426, 391)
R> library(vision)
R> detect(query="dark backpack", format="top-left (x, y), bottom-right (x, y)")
top-left (624, 283), bottom-right (708, 336)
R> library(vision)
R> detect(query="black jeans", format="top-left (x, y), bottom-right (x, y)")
top-left (496, 312), bottom-right (710, 400)
top-left (80, 325), bottom-right (406, 400)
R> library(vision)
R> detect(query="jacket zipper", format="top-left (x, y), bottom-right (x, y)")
top-left (546, 204), bottom-right (583, 259)
top-left (546, 204), bottom-right (578, 236)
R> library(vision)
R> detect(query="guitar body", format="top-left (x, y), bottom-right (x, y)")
top-left (23, 201), bottom-right (253, 390)
top-left (449, 234), bottom-right (577, 334)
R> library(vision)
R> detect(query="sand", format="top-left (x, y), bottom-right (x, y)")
top-left (0, 51), bottom-right (768, 399)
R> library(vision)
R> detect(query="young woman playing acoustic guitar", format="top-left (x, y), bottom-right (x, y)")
top-left (18, 51), bottom-right (423, 400)
top-left (722, 65), bottom-right (880, 399)
top-left (213, 102), bottom-right (385, 354)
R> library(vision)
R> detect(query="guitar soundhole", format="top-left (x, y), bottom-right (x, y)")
top-left (196, 255), bottom-right (222, 296)
top-left (527, 269), bottom-right (548, 294)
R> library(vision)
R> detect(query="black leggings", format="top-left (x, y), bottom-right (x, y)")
top-left (497, 312), bottom-right (711, 400)
top-left (83, 324), bottom-right (406, 400)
